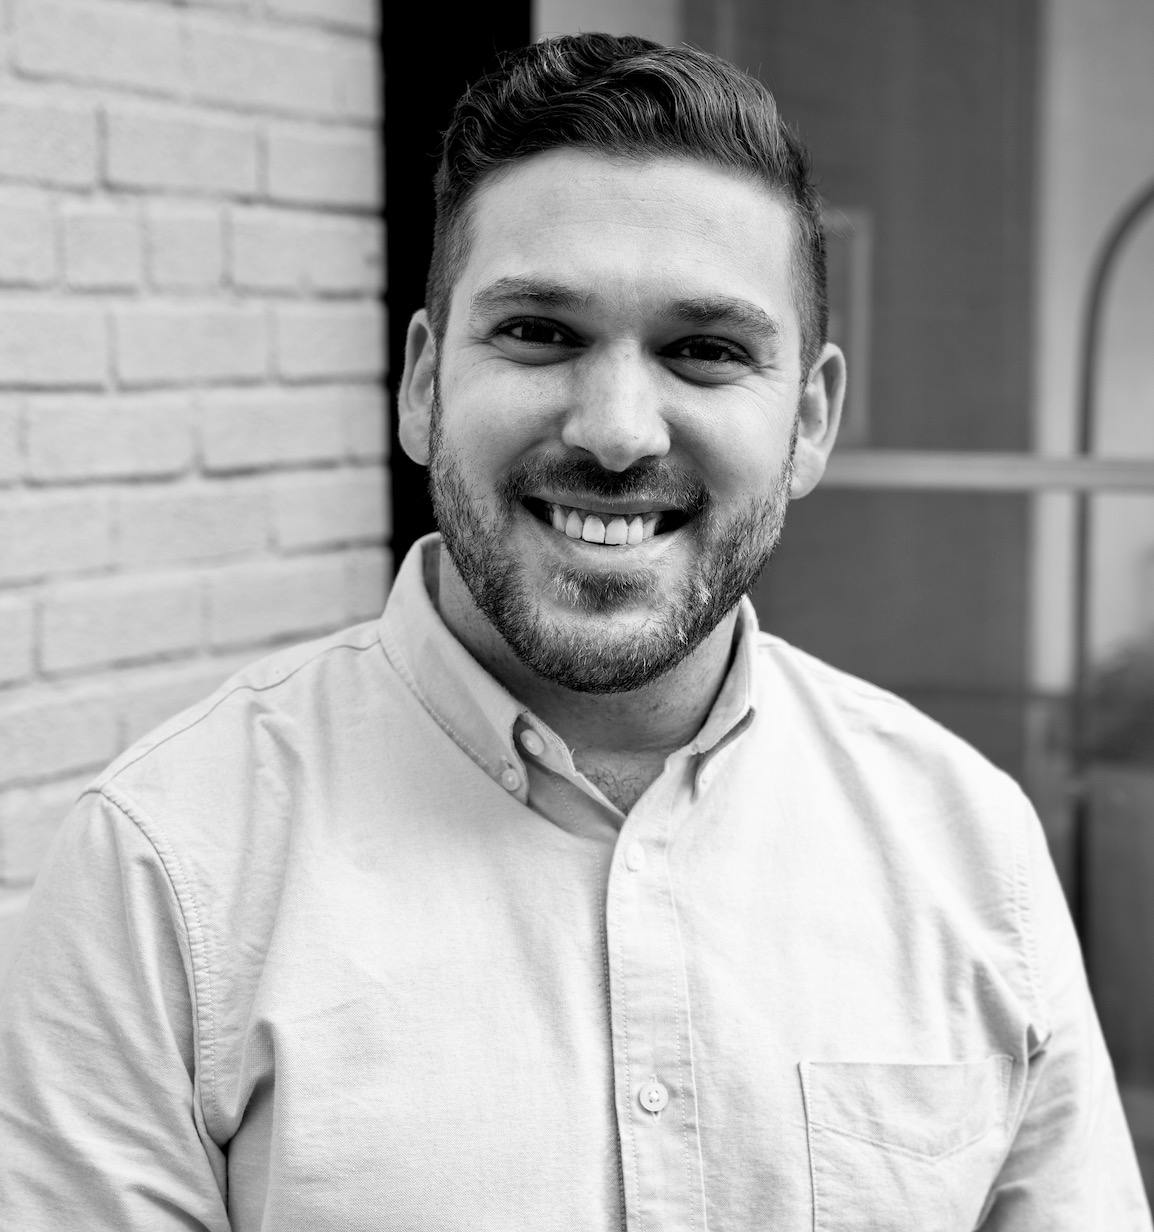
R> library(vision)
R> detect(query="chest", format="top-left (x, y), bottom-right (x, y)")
top-left (211, 786), bottom-right (1030, 1232)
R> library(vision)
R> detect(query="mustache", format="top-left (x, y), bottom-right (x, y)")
top-left (498, 456), bottom-right (709, 514)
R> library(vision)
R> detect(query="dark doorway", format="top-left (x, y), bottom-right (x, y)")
top-left (384, 9), bottom-right (533, 566)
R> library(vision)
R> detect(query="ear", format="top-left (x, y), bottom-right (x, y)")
top-left (397, 309), bottom-right (438, 466)
top-left (790, 341), bottom-right (846, 499)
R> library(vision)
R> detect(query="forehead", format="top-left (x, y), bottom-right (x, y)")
top-left (451, 149), bottom-right (799, 332)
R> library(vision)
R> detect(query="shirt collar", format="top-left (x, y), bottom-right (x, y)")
top-left (378, 533), bottom-right (759, 787)
top-left (378, 534), bottom-right (527, 789)
top-left (686, 593), bottom-right (759, 760)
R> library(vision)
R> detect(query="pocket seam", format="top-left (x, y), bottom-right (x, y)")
top-left (807, 1114), bottom-right (990, 1163)
top-left (801, 1055), bottom-right (1013, 1163)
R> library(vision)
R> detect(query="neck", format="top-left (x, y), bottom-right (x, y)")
top-left (433, 550), bottom-right (738, 767)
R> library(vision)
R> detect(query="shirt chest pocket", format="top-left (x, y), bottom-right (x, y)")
top-left (800, 1056), bottom-right (1012, 1232)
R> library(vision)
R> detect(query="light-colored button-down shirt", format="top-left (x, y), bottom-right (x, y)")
top-left (0, 534), bottom-right (1149, 1230)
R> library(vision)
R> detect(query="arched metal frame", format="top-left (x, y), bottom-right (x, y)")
top-left (1070, 177), bottom-right (1154, 938)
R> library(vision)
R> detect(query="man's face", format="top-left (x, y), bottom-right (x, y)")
top-left (411, 149), bottom-right (829, 694)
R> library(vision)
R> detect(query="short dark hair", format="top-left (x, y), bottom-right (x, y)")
top-left (425, 32), bottom-right (828, 374)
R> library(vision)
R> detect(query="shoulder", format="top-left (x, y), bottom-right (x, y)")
top-left (754, 630), bottom-right (932, 723)
top-left (80, 620), bottom-right (399, 861)
top-left (752, 631), bottom-right (1006, 786)
top-left (748, 631), bottom-right (1035, 888)
top-left (747, 635), bottom-right (1047, 981)
top-left (95, 621), bottom-right (383, 788)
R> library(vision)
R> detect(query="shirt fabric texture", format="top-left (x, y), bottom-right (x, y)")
top-left (0, 532), bottom-right (1150, 1230)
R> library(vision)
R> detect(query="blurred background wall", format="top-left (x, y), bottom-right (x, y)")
top-left (1032, 0), bottom-right (1154, 681)
top-left (0, 0), bottom-right (387, 959)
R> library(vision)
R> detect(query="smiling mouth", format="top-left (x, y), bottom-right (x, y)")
top-left (522, 498), bottom-right (690, 547)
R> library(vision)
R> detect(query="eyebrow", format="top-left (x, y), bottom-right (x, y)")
top-left (468, 277), bottom-right (783, 345)
top-left (467, 277), bottom-right (594, 319)
top-left (667, 295), bottom-right (783, 345)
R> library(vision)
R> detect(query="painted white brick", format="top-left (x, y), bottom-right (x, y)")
top-left (0, 301), bottom-right (106, 387)
top-left (106, 104), bottom-right (258, 196)
top-left (273, 468), bottom-right (385, 550)
top-left (183, 0), bottom-right (251, 12)
top-left (39, 572), bottom-right (202, 673)
top-left (0, 686), bottom-right (120, 783)
top-left (343, 384), bottom-right (387, 460)
top-left (187, 17), bottom-right (351, 119)
top-left (205, 553), bottom-right (346, 647)
top-left (146, 203), bottom-right (224, 291)
top-left (0, 398), bottom-right (20, 484)
top-left (231, 207), bottom-right (382, 293)
top-left (274, 301), bottom-right (384, 381)
top-left (333, 39), bottom-right (380, 122)
top-left (114, 303), bottom-right (267, 386)
top-left (0, 491), bottom-right (114, 582)
top-left (229, 207), bottom-right (298, 292)
top-left (27, 392), bottom-right (194, 481)
top-left (0, 95), bottom-right (98, 187)
top-left (62, 200), bottom-right (144, 290)
top-left (0, 596), bottom-right (35, 685)
top-left (12, 0), bottom-right (183, 96)
top-left (0, 777), bottom-right (88, 886)
top-left (343, 544), bottom-right (389, 620)
top-left (115, 481), bottom-right (268, 566)
top-left (0, 191), bottom-right (56, 285)
top-left (308, 216), bottom-right (383, 292)
top-left (266, 0), bottom-right (379, 34)
top-left (115, 653), bottom-right (250, 746)
top-left (266, 122), bottom-right (381, 208)
top-left (200, 386), bottom-right (348, 471)
top-left (0, 0), bottom-right (10, 75)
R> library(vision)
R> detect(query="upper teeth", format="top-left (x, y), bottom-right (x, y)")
top-left (547, 503), bottom-right (660, 546)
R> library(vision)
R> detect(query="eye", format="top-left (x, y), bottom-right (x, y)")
top-left (493, 317), bottom-right (575, 348)
top-left (662, 335), bottom-right (754, 379)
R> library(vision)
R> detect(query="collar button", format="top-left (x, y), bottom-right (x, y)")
top-left (518, 729), bottom-right (545, 757)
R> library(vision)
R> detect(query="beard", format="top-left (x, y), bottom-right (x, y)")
top-left (427, 393), bottom-right (796, 695)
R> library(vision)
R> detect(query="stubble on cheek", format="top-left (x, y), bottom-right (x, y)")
top-left (425, 381), bottom-right (799, 693)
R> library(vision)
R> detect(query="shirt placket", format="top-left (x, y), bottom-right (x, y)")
top-left (606, 779), bottom-right (708, 1232)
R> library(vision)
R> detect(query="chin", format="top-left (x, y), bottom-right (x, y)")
top-left (543, 560), bottom-right (662, 615)
top-left (491, 569), bottom-right (727, 695)
top-left (503, 620), bottom-right (693, 694)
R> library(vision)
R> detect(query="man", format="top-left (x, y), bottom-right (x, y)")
top-left (0, 32), bottom-right (1149, 1231)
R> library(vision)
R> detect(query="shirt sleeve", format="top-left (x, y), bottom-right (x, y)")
top-left (979, 794), bottom-right (1153, 1229)
top-left (0, 789), bottom-right (230, 1231)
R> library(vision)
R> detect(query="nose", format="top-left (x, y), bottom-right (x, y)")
top-left (559, 344), bottom-right (672, 472)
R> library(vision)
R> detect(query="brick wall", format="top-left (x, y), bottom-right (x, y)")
top-left (0, 0), bottom-right (387, 964)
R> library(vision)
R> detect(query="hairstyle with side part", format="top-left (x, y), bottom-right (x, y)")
top-left (425, 32), bottom-right (828, 375)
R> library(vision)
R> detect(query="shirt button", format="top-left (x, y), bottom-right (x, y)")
top-left (638, 1080), bottom-right (669, 1113)
top-left (624, 841), bottom-right (645, 872)
top-left (499, 766), bottom-right (521, 792)
top-left (518, 729), bottom-right (545, 757)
